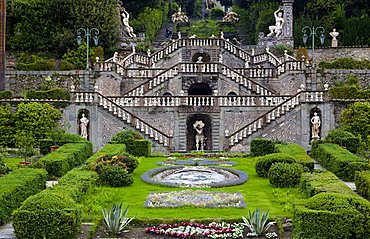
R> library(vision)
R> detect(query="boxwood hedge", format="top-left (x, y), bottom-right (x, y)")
top-left (268, 163), bottom-right (303, 188)
top-left (310, 143), bottom-right (370, 181)
top-left (293, 193), bottom-right (370, 239)
top-left (355, 171), bottom-right (370, 199)
top-left (250, 138), bottom-right (275, 156)
top-left (300, 170), bottom-right (354, 198)
top-left (275, 143), bottom-right (314, 171)
top-left (255, 153), bottom-right (296, 177)
top-left (85, 143), bottom-right (126, 164)
top-left (0, 168), bottom-right (47, 225)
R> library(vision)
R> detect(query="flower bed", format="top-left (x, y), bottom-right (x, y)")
top-left (145, 222), bottom-right (245, 238)
top-left (157, 157), bottom-right (237, 167)
top-left (144, 190), bottom-right (246, 208)
top-left (141, 166), bottom-right (248, 188)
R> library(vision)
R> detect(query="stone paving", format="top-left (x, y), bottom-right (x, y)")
top-left (0, 224), bottom-right (15, 239)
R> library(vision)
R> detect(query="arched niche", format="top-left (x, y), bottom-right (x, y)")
top-left (191, 52), bottom-right (211, 63)
top-left (188, 83), bottom-right (213, 95)
top-left (77, 109), bottom-right (90, 140)
top-left (186, 114), bottom-right (212, 151)
top-left (309, 107), bottom-right (322, 141)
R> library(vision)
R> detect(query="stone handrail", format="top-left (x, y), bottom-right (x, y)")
top-left (72, 91), bottom-right (172, 148)
top-left (276, 61), bottom-right (305, 76)
top-left (233, 67), bottom-right (275, 78)
top-left (106, 95), bottom-right (291, 107)
top-left (227, 92), bottom-right (301, 147)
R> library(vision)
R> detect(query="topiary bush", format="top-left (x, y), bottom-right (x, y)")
top-left (25, 88), bottom-right (70, 100)
top-left (268, 163), bottom-right (303, 188)
top-left (0, 168), bottom-right (47, 225)
top-left (300, 170), bottom-right (354, 198)
top-left (275, 143), bottom-right (314, 171)
top-left (355, 171), bottom-right (370, 199)
top-left (99, 165), bottom-right (134, 187)
top-left (85, 144), bottom-right (126, 165)
top-left (125, 139), bottom-right (152, 157)
top-left (109, 129), bottom-right (144, 143)
top-left (250, 138), bottom-right (275, 157)
top-left (39, 133), bottom-right (87, 155)
top-left (255, 153), bottom-right (296, 177)
top-left (91, 154), bottom-right (139, 174)
top-left (0, 90), bottom-right (12, 99)
top-left (293, 193), bottom-right (370, 239)
top-left (325, 128), bottom-right (362, 153)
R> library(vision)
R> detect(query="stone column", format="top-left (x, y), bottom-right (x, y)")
top-left (0, 0), bottom-right (6, 90)
top-left (282, 0), bottom-right (294, 47)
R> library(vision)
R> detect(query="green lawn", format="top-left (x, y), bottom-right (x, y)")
top-left (81, 157), bottom-right (303, 222)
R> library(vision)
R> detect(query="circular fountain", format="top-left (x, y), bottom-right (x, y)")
top-left (141, 166), bottom-right (248, 188)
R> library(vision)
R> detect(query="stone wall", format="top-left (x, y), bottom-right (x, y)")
top-left (318, 69), bottom-right (370, 89)
top-left (128, 109), bottom-right (175, 135)
top-left (302, 47), bottom-right (370, 62)
top-left (224, 108), bottom-right (271, 134)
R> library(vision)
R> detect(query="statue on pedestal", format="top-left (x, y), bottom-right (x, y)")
top-left (172, 7), bottom-right (189, 23)
top-left (330, 29), bottom-right (339, 48)
top-left (193, 120), bottom-right (205, 151)
top-left (310, 112), bottom-right (321, 140)
top-left (267, 7), bottom-right (285, 37)
top-left (121, 8), bottom-right (136, 38)
top-left (80, 113), bottom-right (89, 139)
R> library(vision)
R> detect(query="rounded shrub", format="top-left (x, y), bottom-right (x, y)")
top-left (109, 129), bottom-right (144, 143)
top-left (325, 128), bottom-right (361, 153)
top-left (99, 165), bottom-right (134, 187)
top-left (91, 154), bottom-right (139, 174)
top-left (268, 163), bottom-right (303, 188)
top-left (255, 153), bottom-right (296, 177)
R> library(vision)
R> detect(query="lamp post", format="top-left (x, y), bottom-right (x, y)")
top-left (302, 26), bottom-right (325, 67)
top-left (77, 28), bottom-right (99, 70)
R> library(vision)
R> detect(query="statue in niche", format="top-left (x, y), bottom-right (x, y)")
top-left (196, 56), bottom-right (203, 63)
top-left (330, 29), bottom-right (339, 47)
top-left (80, 113), bottom-right (89, 139)
top-left (172, 7), bottom-right (189, 23)
top-left (310, 112), bottom-right (321, 140)
top-left (193, 120), bottom-right (205, 151)
top-left (267, 7), bottom-right (285, 37)
top-left (121, 8), bottom-right (136, 38)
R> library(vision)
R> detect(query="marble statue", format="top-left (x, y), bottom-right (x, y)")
top-left (223, 11), bottom-right (239, 23)
top-left (196, 56), bottom-right (203, 63)
top-left (310, 112), bottom-right (321, 139)
top-left (267, 7), bottom-right (285, 37)
top-left (205, 0), bottom-right (215, 10)
top-left (121, 8), bottom-right (136, 38)
top-left (80, 113), bottom-right (89, 139)
top-left (172, 7), bottom-right (189, 23)
top-left (193, 120), bottom-right (205, 151)
top-left (330, 29), bottom-right (339, 48)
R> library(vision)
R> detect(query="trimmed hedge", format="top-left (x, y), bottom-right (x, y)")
top-left (86, 144), bottom-right (126, 164)
top-left (293, 193), bottom-right (370, 239)
top-left (12, 168), bottom-right (98, 239)
top-left (36, 142), bottom-right (93, 178)
top-left (325, 128), bottom-right (361, 153)
top-left (0, 168), bottom-right (47, 225)
top-left (125, 139), bottom-right (152, 157)
top-left (311, 143), bottom-right (370, 181)
top-left (355, 171), bottom-right (370, 199)
top-left (255, 153), bottom-right (296, 177)
top-left (39, 134), bottom-right (87, 155)
top-left (0, 90), bottom-right (12, 99)
top-left (250, 138), bottom-right (275, 156)
top-left (25, 88), bottom-right (70, 100)
top-left (275, 143), bottom-right (315, 171)
top-left (268, 163), bottom-right (303, 188)
top-left (300, 170), bottom-right (354, 198)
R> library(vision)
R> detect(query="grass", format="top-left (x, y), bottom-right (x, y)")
top-left (81, 156), bottom-right (304, 223)
top-left (4, 157), bottom-right (24, 170)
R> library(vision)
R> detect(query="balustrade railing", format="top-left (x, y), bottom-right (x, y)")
top-left (234, 68), bottom-right (275, 78)
top-left (276, 61), bottom-right (305, 76)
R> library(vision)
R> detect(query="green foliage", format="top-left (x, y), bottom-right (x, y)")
top-left (271, 44), bottom-right (293, 55)
top-left (86, 144), bottom-right (126, 165)
top-left (340, 102), bottom-right (370, 141)
top-left (268, 163), bottom-right (303, 188)
top-left (61, 43), bottom-right (104, 70)
top-left (250, 138), bottom-right (275, 157)
top-left (0, 168), bottom-right (47, 225)
top-left (0, 90), bottom-right (12, 99)
top-left (13, 103), bottom-right (62, 147)
top-left (242, 208), bottom-right (274, 237)
top-left (125, 139), bottom-right (152, 157)
top-left (275, 143), bottom-right (315, 171)
top-left (319, 58), bottom-right (370, 69)
top-left (36, 142), bottom-right (93, 178)
top-left (300, 170), bottom-right (354, 198)
top-left (12, 191), bottom-right (81, 239)
top-left (102, 203), bottom-right (135, 236)
top-left (0, 105), bottom-right (15, 147)
top-left (15, 53), bottom-right (56, 71)
top-left (293, 193), bottom-right (370, 239)
top-left (255, 153), bottom-right (296, 177)
top-left (39, 133), bottom-right (86, 155)
top-left (99, 165), bottom-right (134, 187)
top-left (329, 85), bottom-right (362, 99)
top-left (109, 129), bottom-right (144, 143)
top-left (325, 128), bottom-right (362, 153)
top-left (311, 143), bottom-right (370, 181)
top-left (91, 154), bottom-right (139, 174)
top-left (355, 171), bottom-right (370, 199)
top-left (211, 8), bottom-right (224, 19)
top-left (179, 20), bottom-right (221, 38)
top-left (25, 88), bottom-right (70, 100)
top-left (0, 148), bottom-right (10, 175)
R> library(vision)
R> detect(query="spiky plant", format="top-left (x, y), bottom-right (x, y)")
top-left (242, 208), bottom-right (275, 237)
top-left (102, 203), bottom-right (135, 235)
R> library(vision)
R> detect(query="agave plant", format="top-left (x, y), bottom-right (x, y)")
top-left (242, 208), bottom-right (275, 237)
top-left (102, 203), bottom-right (135, 235)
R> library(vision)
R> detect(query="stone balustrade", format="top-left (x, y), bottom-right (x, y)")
top-left (234, 68), bottom-right (275, 78)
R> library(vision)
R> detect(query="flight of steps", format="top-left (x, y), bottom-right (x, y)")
top-left (152, 22), bottom-right (175, 49)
